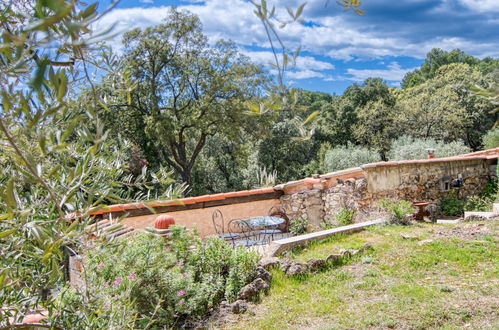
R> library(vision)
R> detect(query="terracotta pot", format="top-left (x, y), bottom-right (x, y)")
top-left (154, 214), bottom-right (175, 229)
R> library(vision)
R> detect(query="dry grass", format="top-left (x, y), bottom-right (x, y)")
top-left (211, 221), bottom-right (499, 329)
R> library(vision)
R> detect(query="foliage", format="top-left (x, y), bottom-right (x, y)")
top-left (0, 0), bottom-right (182, 326)
top-left (289, 217), bottom-right (309, 235)
top-left (402, 48), bottom-right (499, 89)
top-left (388, 135), bottom-right (470, 161)
top-left (53, 228), bottom-right (259, 328)
top-left (323, 143), bottom-right (381, 172)
top-left (97, 8), bottom-right (267, 191)
top-left (464, 178), bottom-right (498, 212)
top-left (439, 191), bottom-right (465, 216)
top-left (378, 199), bottom-right (415, 225)
top-left (396, 63), bottom-right (495, 149)
top-left (321, 207), bottom-right (354, 229)
top-left (335, 207), bottom-right (355, 225)
top-left (482, 128), bottom-right (499, 149)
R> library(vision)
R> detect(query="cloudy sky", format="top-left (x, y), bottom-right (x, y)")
top-left (95, 0), bottom-right (499, 94)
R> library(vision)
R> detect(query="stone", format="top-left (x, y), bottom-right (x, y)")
top-left (258, 257), bottom-right (280, 270)
top-left (417, 239), bottom-right (434, 246)
top-left (401, 234), bottom-right (417, 240)
top-left (359, 243), bottom-right (373, 252)
top-left (255, 266), bottom-right (272, 283)
top-left (340, 249), bottom-right (352, 259)
top-left (230, 300), bottom-right (248, 314)
top-left (284, 261), bottom-right (308, 276)
top-left (237, 278), bottom-right (270, 301)
top-left (326, 254), bottom-right (342, 264)
top-left (306, 258), bottom-right (326, 272)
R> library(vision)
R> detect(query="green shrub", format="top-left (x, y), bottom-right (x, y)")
top-left (53, 227), bottom-right (259, 328)
top-left (324, 143), bottom-right (381, 172)
top-left (321, 207), bottom-right (354, 229)
top-left (482, 128), bottom-right (499, 149)
top-left (289, 217), bottom-right (309, 235)
top-left (388, 135), bottom-right (469, 161)
top-left (378, 199), bottom-right (415, 225)
top-left (464, 178), bottom-right (498, 212)
top-left (440, 191), bottom-right (465, 216)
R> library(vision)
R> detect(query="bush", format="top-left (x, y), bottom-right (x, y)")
top-left (53, 227), bottom-right (259, 328)
top-left (388, 135), bottom-right (470, 161)
top-left (440, 191), bottom-right (465, 216)
top-left (321, 207), bottom-right (354, 229)
top-left (378, 199), bottom-right (415, 225)
top-left (464, 178), bottom-right (498, 212)
top-left (324, 143), bottom-right (381, 172)
top-left (289, 217), bottom-right (309, 235)
top-left (482, 128), bottom-right (499, 149)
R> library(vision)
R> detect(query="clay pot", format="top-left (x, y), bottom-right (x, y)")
top-left (154, 214), bottom-right (175, 229)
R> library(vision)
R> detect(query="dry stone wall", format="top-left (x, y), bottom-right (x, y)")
top-left (280, 158), bottom-right (495, 226)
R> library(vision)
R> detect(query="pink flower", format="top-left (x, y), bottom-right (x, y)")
top-left (181, 273), bottom-right (188, 278)
top-left (176, 290), bottom-right (185, 296)
top-left (178, 299), bottom-right (185, 305)
top-left (97, 263), bottom-right (105, 270)
top-left (176, 261), bottom-right (184, 266)
top-left (112, 277), bottom-right (123, 287)
top-left (127, 272), bottom-right (136, 280)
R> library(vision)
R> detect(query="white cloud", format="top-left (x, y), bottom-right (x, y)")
top-left (94, 0), bottom-right (499, 63)
top-left (242, 51), bottom-right (334, 71)
top-left (286, 69), bottom-right (324, 80)
top-left (345, 62), bottom-right (419, 82)
top-left (458, 0), bottom-right (499, 12)
top-left (139, 0), bottom-right (154, 4)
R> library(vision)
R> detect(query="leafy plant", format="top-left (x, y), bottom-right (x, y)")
top-left (482, 128), bottom-right (499, 149)
top-left (464, 178), bottom-right (498, 212)
top-left (289, 217), bottom-right (309, 235)
top-left (378, 199), bottom-right (415, 225)
top-left (53, 229), bottom-right (259, 328)
top-left (440, 191), bottom-right (465, 216)
top-left (388, 135), bottom-right (470, 161)
top-left (335, 207), bottom-right (355, 225)
top-left (324, 143), bottom-right (381, 172)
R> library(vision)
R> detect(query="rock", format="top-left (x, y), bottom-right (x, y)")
top-left (258, 257), bottom-right (280, 270)
top-left (326, 254), bottom-right (342, 264)
top-left (340, 249), bottom-right (352, 259)
top-left (401, 234), bottom-right (417, 240)
top-left (417, 239), bottom-right (434, 246)
top-left (255, 266), bottom-right (272, 283)
top-left (230, 300), bottom-right (248, 314)
top-left (237, 278), bottom-right (269, 301)
top-left (306, 258), bottom-right (326, 272)
top-left (359, 243), bottom-right (373, 252)
top-left (279, 259), bottom-right (293, 273)
top-left (285, 262), bottom-right (308, 276)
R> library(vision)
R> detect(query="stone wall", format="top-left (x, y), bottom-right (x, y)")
top-left (280, 157), bottom-right (496, 227)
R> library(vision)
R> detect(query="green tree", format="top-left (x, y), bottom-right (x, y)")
top-left (99, 8), bottom-right (266, 192)
top-left (402, 48), bottom-right (499, 89)
top-left (396, 63), bottom-right (495, 149)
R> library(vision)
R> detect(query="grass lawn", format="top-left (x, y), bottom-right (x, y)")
top-left (214, 221), bottom-right (499, 329)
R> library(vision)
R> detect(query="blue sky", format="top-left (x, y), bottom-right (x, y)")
top-left (95, 0), bottom-right (499, 94)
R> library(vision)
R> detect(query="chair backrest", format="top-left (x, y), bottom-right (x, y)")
top-left (269, 205), bottom-right (290, 232)
top-left (212, 209), bottom-right (224, 235)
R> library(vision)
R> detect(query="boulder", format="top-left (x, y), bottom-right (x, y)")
top-left (255, 266), bottom-right (272, 283)
top-left (326, 254), bottom-right (342, 264)
top-left (237, 278), bottom-right (269, 301)
top-left (230, 300), bottom-right (248, 314)
top-left (258, 257), bottom-right (280, 270)
top-left (285, 262), bottom-right (308, 276)
top-left (306, 258), bottom-right (326, 272)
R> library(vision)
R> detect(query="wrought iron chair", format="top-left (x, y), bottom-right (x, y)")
top-left (212, 209), bottom-right (240, 242)
top-left (269, 205), bottom-right (289, 235)
top-left (228, 219), bottom-right (268, 247)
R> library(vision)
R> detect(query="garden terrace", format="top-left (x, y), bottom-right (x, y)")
top-left (211, 221), bottom-right (499, 329)
top-left (90, 148), bottom-right (499, 238)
